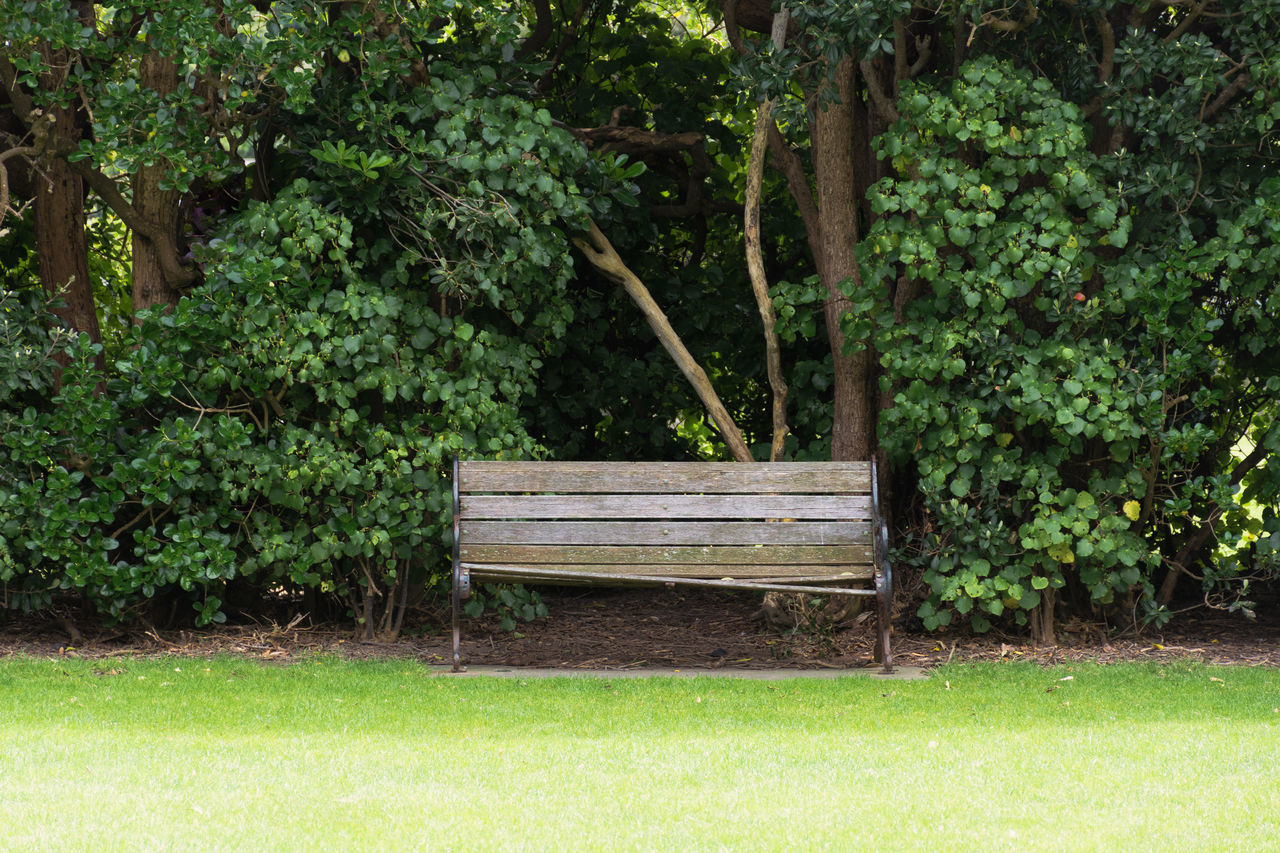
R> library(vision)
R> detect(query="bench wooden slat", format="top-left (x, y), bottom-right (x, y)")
top-left (460, 544), bottom-right (872, 565)
top-left (752, 575), bottom-right (879, 584)
top-left (462, 562), bottom-right (873, 579)
top-left (460, 520), bottom-right (871, 545)
top-left (459, 493), bottom-right (872, 520)
top-left (459, 460), bottom-right (871, 494)
top-left (458, 565), bottom-right (876, 596)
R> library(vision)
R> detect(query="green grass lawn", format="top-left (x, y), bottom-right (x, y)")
top-left (2, 656), bottom-right (1278, 852)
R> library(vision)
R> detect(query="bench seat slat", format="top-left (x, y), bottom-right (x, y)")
top-left (462, 563), bottom-right (873, 579)
top-left (459, 564), bottom-right (876, 595)
top-left (460, 521), bottom-right (871, 545)
top-left (460, 544), bottom-right (872, 565)
top-left (459, 461), bottom-right (871, 494)
top-left (459, 493), bottom-right (871, 520)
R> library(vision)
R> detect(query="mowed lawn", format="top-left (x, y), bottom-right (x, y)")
top-left (2, 655), bottom-right (1278, 852)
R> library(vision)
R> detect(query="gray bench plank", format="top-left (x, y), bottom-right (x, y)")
top-left (460, 544), bottom-right (872, 565)
top-left (459, 460), bottom-right (871, 493)
top-left (460, 564), bottom-right (874, 581)
top-left (457, 566), bottom-right (876, 596)
top-left (459, 494), bottom-right (872, 520)
top-left (460, 520), bottom-right (871, 545)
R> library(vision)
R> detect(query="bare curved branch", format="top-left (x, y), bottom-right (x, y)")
top-left (573, 218), bottom-right (754, 462)
top-left (745, 8), bottom-right (792, 460)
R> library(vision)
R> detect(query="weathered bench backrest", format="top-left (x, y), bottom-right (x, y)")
top-left (455, 461), bottom-right (876, 585)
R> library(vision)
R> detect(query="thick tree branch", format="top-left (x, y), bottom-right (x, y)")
top-left (536, 0), bottom-right (590, 94)
top-left (744, 7), bottom-right (791, 461)
top-left (859, 59), bottom-right (899, 125)
top-left (1157, 435), bottom-right (1271, 605)
top-left (1082, 9), bottom-right (1117, 121)
top-left (1097, 10), bottom-right (1117, 85)
top-left (723, 0), bottom-right (838, 287)
top-left (723, 0), bottom-right (743, 49)
top-left (0, 53), bottom-right (37, 120)
top-left (892, 19), bottom-right (933, 83)
top-left (568, 125), bottom-right (704, 156)
top-left (1083, 9), bottom-right (1128, 151)
top-left (719, 0), bottom-right (822, 252)
top-left (1164, 0), bottom-right (1210, 43)
top-left (908, 35), bottom-right (933, 79)
top-left (1202, 68), bottom-right (1252, 122)
top-left (69, 155), bottom-right (196, 289)
top-left (362, 0), bottom-right (429, 86)
top-left (982, 1), bottom-right (1039, 33)
top-left (720, 0), bottom-right (797, 39)
top-left (572, 218), bottom-right (755, 462)
top-left (571, 125), bottom-right (738, 219)
top-left (0, 143), bottom-right (36, 227)
top-left (515, 0), bottom-right (555, 60)
top-left (765, 124), bottom-right (823, 264)
top-left (894, 19), bottom-right (910, 84)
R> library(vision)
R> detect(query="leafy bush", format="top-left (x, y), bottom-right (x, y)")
top-left (0, 290), bottom-right (237, 622)
top-left (861, 59), bottom-right (1280, 637)
top-left (0, 36), bottom-right (633, 634)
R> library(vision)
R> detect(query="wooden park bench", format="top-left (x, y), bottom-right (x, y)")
top-left (450, 460), bottom-right (893, 673)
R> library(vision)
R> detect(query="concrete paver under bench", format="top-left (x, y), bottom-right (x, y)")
top-left (431, 664), bottom-right (929, 680)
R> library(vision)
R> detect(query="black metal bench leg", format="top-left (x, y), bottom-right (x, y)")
top-left (877, 596), bottom-right (894, 674)
top-left (870, 459), bottom-right (894, 674)
top-left (450, 563), bottom-right (472, 673)
top-left (451, 578), bottom-right (465, 673)
top-left (450, 457), bottom-right (466, 672)
top-left (875, 562), bottom-right (894, 674)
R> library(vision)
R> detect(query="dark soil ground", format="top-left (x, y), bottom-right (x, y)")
top-left (4, 586), bottom-right (1280, 669)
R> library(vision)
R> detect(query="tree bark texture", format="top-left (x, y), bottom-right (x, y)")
top-left (811, 58), bottom-right (874, 461)
top-left (573, 218), bottom-right (755, 463)
top-left (1032, 586), bottom-right (1057, 646)
top-left (32, 0), bottom-right (99, 344)
top-left (35, 154), bottom-right (99, 343)
top-left (130, 51), bottom-right (183, 316)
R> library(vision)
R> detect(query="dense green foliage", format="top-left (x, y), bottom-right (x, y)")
top-left (2, 0), bottom-right (1278, 637)
top-left (850, 12), bottom-right (1280, 631)
top-left (865, 60), bottom-right (1147, 629)
top-left (1, 0), bottom-right (629, 632)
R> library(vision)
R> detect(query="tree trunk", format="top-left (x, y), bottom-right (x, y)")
top-left (1031, 586), bottom-right (1057, 646)
top-left (30, 1), bottom-right (98, 345)
top-left (130, 52), bottom-right (183, 316)
top-left (811, 58), bottom-right (874, 461)
top-left (35, 149), bottom-right (99, 344)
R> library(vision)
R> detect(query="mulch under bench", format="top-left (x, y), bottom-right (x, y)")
top-left (425, 586), bottom-right (1280, 670)
top-left (3, 587), bottom-right (1278, 667)
top-left (445, 586), bottom-right (882, 670)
